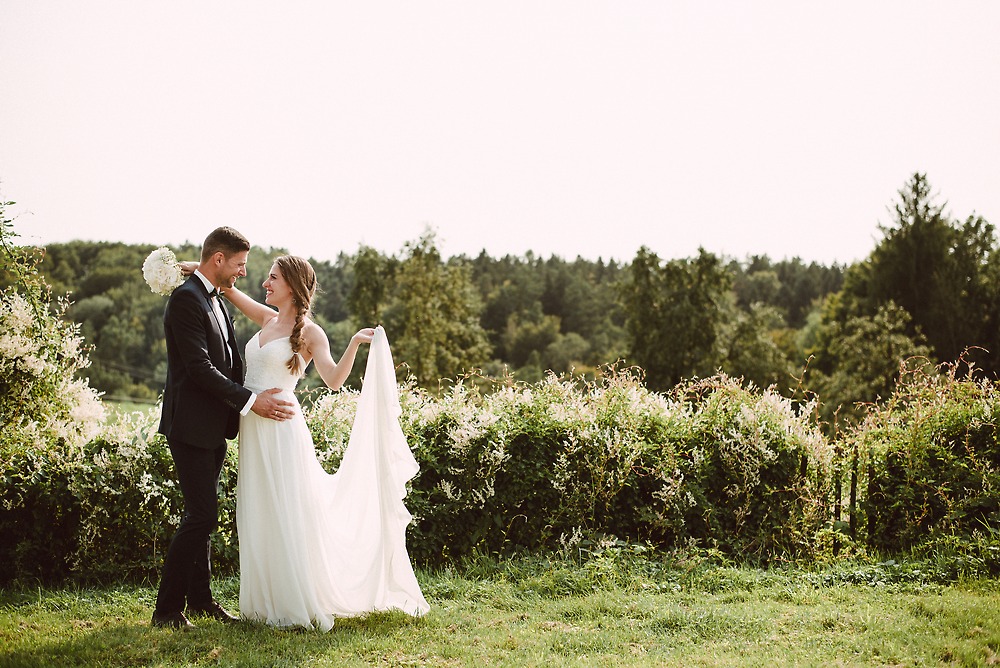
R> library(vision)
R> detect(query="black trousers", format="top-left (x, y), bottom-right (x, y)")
top-left (154, 439), bottom-right (228, 614)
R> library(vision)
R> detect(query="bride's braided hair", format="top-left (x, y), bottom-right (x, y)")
top-left (274, 255), bottom-right (318, 376)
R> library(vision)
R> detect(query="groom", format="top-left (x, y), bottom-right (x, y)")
top-left (152, 226), bottom-right (294, 629)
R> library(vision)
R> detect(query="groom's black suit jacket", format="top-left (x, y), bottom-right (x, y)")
top-left (158, 275), bottom-right (252, 448)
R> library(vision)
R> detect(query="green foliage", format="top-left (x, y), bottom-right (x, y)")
top-left (502, 307), bottom-right (561, 368)
top-left (807, 300), bottom-right (935, 426)
top-left (0, 202), bottom-right (105, 459)
top-left (855, 359), bottom-right (1000, 558)
top-left (621, 248), bottom-right (803, 395)
top-left (308, 250), bottom-right (353, 325)
top-left (833, 173), bottom-right (1000, 373)
top-left (797, 173), bottom-right (1000, 431)
top-left (909, 530), bottom-right (1000, 581)
top-left (384, 230), bottom-right (492, 386)
top-left (730, 254), bottom-right (844, 329)
top-left (617, 374), bottom-right (831, 562)
top-left (347, 244), bottom-right (395, 326)
top-left (36, 231), bottom-right (832, 399)
top-left (0, 405), bottom-right (239, 584)
top-left (619, 247), bottom-right (733, 390)
top-left (472, 251), bottom-right (547, 358)
top-left (722, 302), bottom-right (795, 391)
top-left (308, 366), bottom-right (831, 567)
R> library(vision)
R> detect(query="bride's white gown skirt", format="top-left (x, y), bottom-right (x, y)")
top-left (237, 326), bottom-right (429, 631)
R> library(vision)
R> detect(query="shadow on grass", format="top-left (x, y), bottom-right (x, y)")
top-left (1, 610), bottom-right (426, 668)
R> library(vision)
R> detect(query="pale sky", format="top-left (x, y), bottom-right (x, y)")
top-left (1, 2), bottom-right (998, 266)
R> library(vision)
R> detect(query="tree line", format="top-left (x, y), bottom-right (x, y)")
top-left (28, 173), bottom-right (999, 432)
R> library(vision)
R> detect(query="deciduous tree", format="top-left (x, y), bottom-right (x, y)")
top-left (385, 230), bottom-right (491, 387)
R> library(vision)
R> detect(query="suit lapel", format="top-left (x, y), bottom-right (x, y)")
top-left (217, 298), bottom-right (241, 369)
top-left (217, 297), bottom-right (235, 338)
top-left (199, 285), bottom-right (233, 371)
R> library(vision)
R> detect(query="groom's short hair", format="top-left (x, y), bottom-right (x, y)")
top-left (201, 227), bottom-right (251, 262)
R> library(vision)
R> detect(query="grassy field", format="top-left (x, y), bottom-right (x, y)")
top-left (3, 555), bottom-right (1000, 668)
top-left (102, 399), bottom-right (160, 421)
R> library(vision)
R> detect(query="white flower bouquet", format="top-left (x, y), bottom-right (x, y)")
top-left (142, 247), bottom-right (185, 296)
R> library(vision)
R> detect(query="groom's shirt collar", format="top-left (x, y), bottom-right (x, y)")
top-left (193, 269), bottom-right (217, 297)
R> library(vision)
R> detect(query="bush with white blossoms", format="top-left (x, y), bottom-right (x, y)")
top-left (141, 246), bottom-right (185, 296)
top-left (852, 359), bottom-right (1000, 570)
top-left (634, 374), bottom-right (833, 561)
top-left (0, 206), bottom-right (109, 582)
top-left (74, 404), bottom-right (238, 581)
top-left (0, 226), bottom-right (105, 454)
top-left (0, 291), bottom-right (105, 451)
top-left (307, 367), bottom-right (833, 567)
top-left (0, 212), bottom-right (231, 583)
top-left (4, 358), bottom-right (835, 583)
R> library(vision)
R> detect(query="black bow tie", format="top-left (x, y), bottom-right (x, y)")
top-left (209, 288), bottom-right (220, 299)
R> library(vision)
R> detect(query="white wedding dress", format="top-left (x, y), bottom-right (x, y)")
top-left (236, 325), bottom-right (429, 631)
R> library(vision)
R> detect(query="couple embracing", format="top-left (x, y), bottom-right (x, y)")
top-left (151, 226), bottom-right (428, 631)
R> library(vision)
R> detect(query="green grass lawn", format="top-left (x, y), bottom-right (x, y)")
top-left (2, 558), bottom-right (999, 667)
top-left (102, 399), bottom-right (159, 422)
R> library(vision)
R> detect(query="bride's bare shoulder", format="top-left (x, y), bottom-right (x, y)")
top-left (301, 318), bottom-right (329, 340)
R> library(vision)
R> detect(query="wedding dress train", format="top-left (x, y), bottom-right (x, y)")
top-left (236, 325), bottom-right (428, 631)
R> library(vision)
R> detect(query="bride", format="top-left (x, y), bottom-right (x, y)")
top-left (210, 254), bottom-right (429, 630)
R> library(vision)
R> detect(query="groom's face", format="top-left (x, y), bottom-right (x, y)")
top-left (219, 251), bottom-right (249, 289)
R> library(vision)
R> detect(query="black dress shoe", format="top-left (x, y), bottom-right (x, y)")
top-left (151, 610), bottom-right (196, 630)
top-left (186, 600), bottom-right (239, 624)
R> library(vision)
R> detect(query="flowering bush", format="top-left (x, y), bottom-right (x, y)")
top-left (306, 368), bottom-right (832, 566)
top-left (0, 291), bottom-right (105, 449)
top-left (855, 359), bottom-right (1000, 562)
top-left (0, 205), bottom-right (105, 453)
top-left (0, 401), bottom-right (239, 583)
top-left (0, 205), bottom-right (107, 581)
top-left (643, 375), bottom-right (832, 561)
top-left (0, 215), bottom-right (106, 456)
top-left (2, 366), bottom-right (834, 583)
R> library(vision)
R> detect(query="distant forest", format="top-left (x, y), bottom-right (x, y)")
top-left (29, 174), bottom-right (1000, 431)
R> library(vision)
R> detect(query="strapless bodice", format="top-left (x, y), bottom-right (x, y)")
top-left (243, 332), bottom-right (301, 394)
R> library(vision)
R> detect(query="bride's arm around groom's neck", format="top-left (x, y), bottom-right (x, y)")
top-left (221, 285), bottom-right (276, 328)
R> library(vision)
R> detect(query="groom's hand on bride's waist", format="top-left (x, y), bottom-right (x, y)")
top-left (251, 388), bottom-right (295, 421)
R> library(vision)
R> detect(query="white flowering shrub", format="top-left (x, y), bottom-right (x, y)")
top-left (0, 206), bottom-right (109, 581)
top-left (0, 284), bottom-right (105, 452)
top-left (855, 359), bottom-right (1000, 572)
top-left (1, 400), bottom-right (239, 583)
top-left (638, 375), bottom-right (833, 561)
top-left (306, 368), bottom-right (833, 567)
top-left (4, 367), bottom-right (832, 583)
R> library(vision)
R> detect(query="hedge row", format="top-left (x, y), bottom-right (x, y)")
top-left (3, 363), bottom-right (999, 584)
